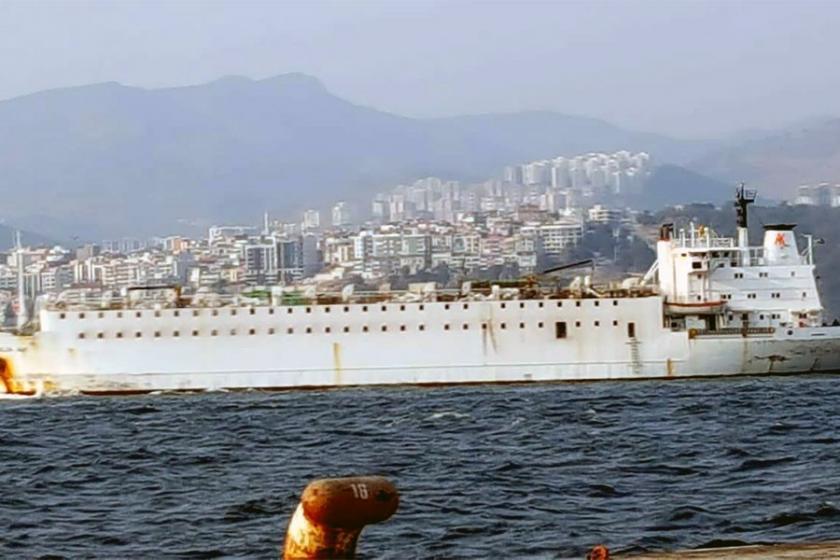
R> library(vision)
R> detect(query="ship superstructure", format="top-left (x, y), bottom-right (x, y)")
top-left (2, 188), bottom-right (840, 396)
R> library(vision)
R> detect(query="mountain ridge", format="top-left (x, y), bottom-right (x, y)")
top-left (0, 73), bottom-right (711, 238)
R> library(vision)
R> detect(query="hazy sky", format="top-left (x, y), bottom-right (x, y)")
top-left (1, 0), bottom-right (838, 138)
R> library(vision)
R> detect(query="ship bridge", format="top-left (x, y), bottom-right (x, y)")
top-left (654, 219), bottom-right (823, 332)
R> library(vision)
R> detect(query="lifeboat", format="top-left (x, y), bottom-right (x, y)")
top-left (665, 299), bottom-right (725, 315)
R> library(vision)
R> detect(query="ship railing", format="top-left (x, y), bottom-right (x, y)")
top-left (42, 284), bottom-right (662, 311)
top-left (689, 326), bottom-right (775, 338)
top-left (673, 237), bottom-right (736, 249)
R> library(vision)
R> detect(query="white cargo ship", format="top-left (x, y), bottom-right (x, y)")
top-left (2, 187), bottom-right (840, 396)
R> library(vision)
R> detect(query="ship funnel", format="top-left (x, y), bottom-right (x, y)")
top-left (763, 224), bottom-right (799, 264)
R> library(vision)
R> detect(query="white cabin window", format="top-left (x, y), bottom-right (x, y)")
top-left (342, 326), bottom-right (349, 333)
top-left (419, 324), bottom-right (425, 331)
top-left (116, 332), bottom-right (123, 339)
top-left (575, 321), bottom-right (581, 327)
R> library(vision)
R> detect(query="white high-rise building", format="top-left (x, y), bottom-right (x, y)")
top-left (302, 209), bottom-right (321, 230)
top-left (331, 202), bottom-right (352, 227)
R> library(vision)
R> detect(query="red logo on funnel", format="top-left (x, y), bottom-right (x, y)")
top-left (775, 233), bottom-right (788, 247)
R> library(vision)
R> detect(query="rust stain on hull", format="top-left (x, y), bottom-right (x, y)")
top-left (332, 342), bottom-right (342, 386)
top-left (0, 356), bottom-right (37, 395)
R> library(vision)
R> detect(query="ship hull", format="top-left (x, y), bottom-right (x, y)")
top-left (2, 296), bottom-right (840, 395)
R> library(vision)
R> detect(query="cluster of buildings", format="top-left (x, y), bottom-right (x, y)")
top-left (792, 183), bottom-right (840, 207)
top-left (2, 201), bottom-right (628, 306)
top-left (0, 151), bottom-right (644, 320)
top-left (370, 151), bottom-right (650, 224)
top-left (503, 150), bottom-right (652, 194)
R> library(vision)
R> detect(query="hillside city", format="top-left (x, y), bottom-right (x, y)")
top-left (2, 149), bottom-right (839, 322)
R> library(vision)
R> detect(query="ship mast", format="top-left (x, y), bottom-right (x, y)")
top-left (734, 183), bottom-right (756, 265)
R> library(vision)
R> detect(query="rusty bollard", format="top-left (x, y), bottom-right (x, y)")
top-left (587, 544), bottom-right (610, 560)
top-left (282, 476), bottom-right (399, 559)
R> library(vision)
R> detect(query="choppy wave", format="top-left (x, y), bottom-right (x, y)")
top-left (2, 375), bottom-right (840, 558)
